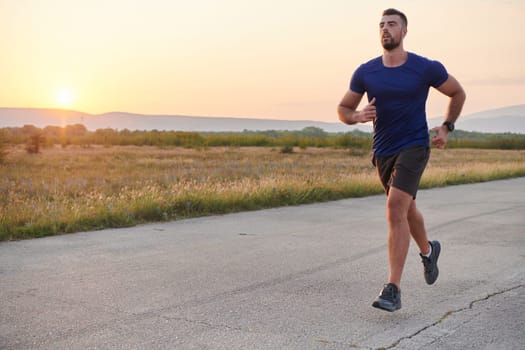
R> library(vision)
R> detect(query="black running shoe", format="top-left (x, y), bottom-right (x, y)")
top-left (420, 240), bottom-right (441, 285)
top-left (372, 283), bottom-right (401, 312)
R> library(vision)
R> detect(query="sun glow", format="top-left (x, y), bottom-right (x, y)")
top-left (55, 88), bottom-right (74, 108)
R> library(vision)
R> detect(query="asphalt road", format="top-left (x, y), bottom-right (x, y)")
top-left (1, 178), bottom-right (524, 350)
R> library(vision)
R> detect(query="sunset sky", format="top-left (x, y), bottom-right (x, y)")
top-left (1, 0), bottom-right (523, 122)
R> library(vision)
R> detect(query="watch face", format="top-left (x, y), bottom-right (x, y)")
top-left (444, 122), bottom-right (454, 132)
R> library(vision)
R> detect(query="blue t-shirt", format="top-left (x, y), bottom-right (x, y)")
top-left (350, 52), bottom-right (448, 157)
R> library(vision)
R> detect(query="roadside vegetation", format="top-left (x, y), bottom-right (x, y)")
top-left (3, 124), bottom-right (525, 150)
top-left (1, 124), bottom-right (524, 241)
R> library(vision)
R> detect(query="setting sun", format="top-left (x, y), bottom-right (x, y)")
top-left (55, 88), bottom-right (74, 108)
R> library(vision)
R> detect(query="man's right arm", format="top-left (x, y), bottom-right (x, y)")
top-left (337, 90), bottom-right (376, 125)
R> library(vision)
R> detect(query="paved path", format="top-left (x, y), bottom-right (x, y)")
top-left (1, 178), bottom-right (524, 350)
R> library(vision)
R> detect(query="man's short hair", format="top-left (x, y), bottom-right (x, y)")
top-left (382, 8), bottom-right (407, 28)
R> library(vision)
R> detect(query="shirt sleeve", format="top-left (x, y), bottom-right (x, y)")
top-left (349, 65), bottom-right (366, 94)
top-left (427, 60), bottom-right (448, 88)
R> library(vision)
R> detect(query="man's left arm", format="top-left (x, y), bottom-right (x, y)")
top-left (431, 74), bottom-right (466, 149)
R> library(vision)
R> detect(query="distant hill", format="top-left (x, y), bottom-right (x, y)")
top-left (429, 104), bottom-right (525, 134)
top-left (0, 108), bottom-right (361, 133)
top-left (1, 104), bottom-right (524, 134)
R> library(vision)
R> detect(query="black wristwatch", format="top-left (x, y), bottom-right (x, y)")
top-left (442, 121), bottom-right (455, 132)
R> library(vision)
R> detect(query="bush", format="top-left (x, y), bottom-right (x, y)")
top-left (280, 145), bottom-right (295, 154)
top-left (26, 133), bottom-right (46, 154)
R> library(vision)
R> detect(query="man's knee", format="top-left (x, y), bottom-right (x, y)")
top-left (387, 187), bottom-right (412, 223)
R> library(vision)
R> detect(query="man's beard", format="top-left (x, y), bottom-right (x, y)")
top-left (382, 39), bottom-right (400, 51)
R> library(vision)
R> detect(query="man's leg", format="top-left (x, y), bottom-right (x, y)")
top-left (407, 201), bottom-right (431, 255)
top-left (408, 200), bottom-right (441, 285)
top-left (385, 187), bottom-right (413, 288)
top-left (372, 186), bottom-right (411, 312)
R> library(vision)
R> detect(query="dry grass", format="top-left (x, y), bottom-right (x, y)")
top-left (1, 145), bottom-right (524, 240)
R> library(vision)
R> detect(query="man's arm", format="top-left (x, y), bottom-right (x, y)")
top-left (337, 90), bottom-right (376, 125)
top-left (431, 74), bottom-right (466, 148)
top-left (437, 74), bottom-right (466, 124)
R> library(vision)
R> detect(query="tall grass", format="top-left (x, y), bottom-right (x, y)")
top-left (1, 146), bottom-right (524, 241)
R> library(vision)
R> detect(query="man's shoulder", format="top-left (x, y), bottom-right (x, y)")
top-left (358, 56), bottom-right (382, 71)
top-left (408, 52), bottom-right (443, 67)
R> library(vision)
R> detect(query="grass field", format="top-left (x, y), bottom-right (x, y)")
top-left (1, 145), bottom-right (524, 241)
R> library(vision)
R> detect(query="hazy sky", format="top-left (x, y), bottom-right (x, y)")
top-left (1, 0), bottom-right (523, 121)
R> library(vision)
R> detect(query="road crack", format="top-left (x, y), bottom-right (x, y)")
top-left (379, 284), bottom-right (524, 350)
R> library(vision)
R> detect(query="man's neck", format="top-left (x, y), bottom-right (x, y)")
top-left (382, 48), bottom-right (408, 67)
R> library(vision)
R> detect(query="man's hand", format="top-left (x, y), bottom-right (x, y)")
top-left (338, 92), bottom-right (376, 125)
top-left (430, 125), bottom-right (448, 149)
top-left (356, 97), bottom-right (376, 123)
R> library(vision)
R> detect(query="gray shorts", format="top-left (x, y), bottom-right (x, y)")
top-left (373, 146), bottom-right (430, 198)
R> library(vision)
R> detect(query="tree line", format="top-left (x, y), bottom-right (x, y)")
top-left (1, 124), bottom-right (525, 156)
